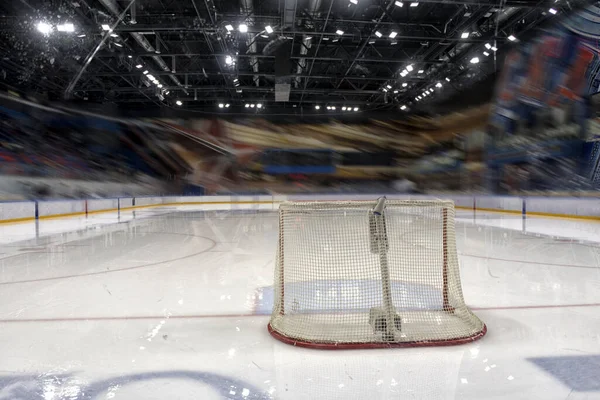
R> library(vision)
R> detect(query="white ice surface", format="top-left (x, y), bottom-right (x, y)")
top-left (0, 205), bottom-right (599, 399)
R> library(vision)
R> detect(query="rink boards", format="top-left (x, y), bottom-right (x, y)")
top-left (0, 194), bottom-right (598, 224)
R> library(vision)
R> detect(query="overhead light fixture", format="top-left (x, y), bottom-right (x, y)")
top-left (470, 57), bottom-right (480, 64)
top-left (147, 74), bottom-right (155, 80)
top-left (402, 83), bottom-right (408, 87)
top-left (233, 78), bottom-right (239, 82)
top-left (418, 70), bottom-right (424, 74)
top-left (218, 103), bottom-right (224, 108)
top-left (165, 91), bottom-right (170, 95)
top-left (236, 89), bottom-right (242, 93)
top-left (336, 29), bottom-right (344, 35)
top-left (549, 8), bottom-right (557, 14)
top-left (508, 35), bottom-right (517, 41)
top-left (315, 105), bottom-right (320, 110)
top-left (239, 24), bottom-right (248, 33)
top-left (250, 104), bottom-right (255, 108)
top-left (257, 103), bottom-right (263, 109)
top-left (176, 100), bottom-right (182, 106)
top-left (406, 65), bottom-right (413, 72)
top-left (464, 12), bottom-right (472, 17)
top-left (386, 85), bottom-right (392, 89)
top-left (332, 38), bottom-right (339, 43)
top-left (393, 90), bottom-right (399, 94)
top-left (110, 33), bottom-right (118, 38)
top-left (390, 41), bottom-right (397, 45)
top-left (37, 22), bottom-right (53, 35)
top-left (389, 31), bottom-right (398, 39)
top-left (485, 43), bottom-right (492, 49)
top-left (410, 2), bottom-right (419, 6)
top-left (114, 42), bottom-right (123, 47)
top-left (445, 77), bottom-right (451, 82)
top-left (400, 105), bottom-right (407, 110)
top-left (260, 34), bottom-right (269, 38)
top-left (483, 51), bottom-right (490, 56)
top-left (127, 55), bottom-right (132, 59)
top-left (245, 104), bottom-right (250, 108)
top-left (158, 84), bottom-right (163, 88)
top-left (265, 25), bottom-right (274, 34)
top-left (327, 106), bottom-right (332, 110)
top-left (368, 40), bottom-right (376, 44)
top-left (143, 70), bottom-right (148, 75)
top-left (225, 24), bottom-right (234, 32)
top-left (383, 88), bottom-right (388, 92)
top-left (395, 1), bottom-right (403, 6)
top-left (375, 31), bottom-right (383, 38)
top-left (136, 64), bottom-right (143, 69)
top-left (350, 0), bottom-right (358, 4)
top-left (77, 34), bottom-right (86, 37)
top-left (461, 32), bottom-right (469, 39)
top-left (101, 24), bottom-right (111, 31)
top-left (57, 23), bottom-right (75, 32)
top-left (225, 55), bottom-right (233, 65)
top-left (491, 46), bottom-right (498, 51)
top-left (353, 107), bottom-right (359, 111)
top-left (436, 82), bottom-right (442, 88)
top-left (226, 104), bottom-right (230, 108)
top-left (331, 106), bottom-right (336, 110)
top-left (342, 107), bottom-right (347, 111)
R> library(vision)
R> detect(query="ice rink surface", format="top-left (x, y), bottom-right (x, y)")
top-left (0, 203), bottom-right (599, 399)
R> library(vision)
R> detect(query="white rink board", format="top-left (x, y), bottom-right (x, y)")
top-left (0, 201), bottom-right (35, 221)
top-left (476, 196), bottom-right (522, 212)
top-left (526, 197), bottom-right (600, 217)
top-left (87, 199), bottom-right (118, 212)
top-left (1, 194), bottom-right (600, 222)
top-left (38, 200), bottom-right (86, 217)
top-left (119, 198), bottom-right (133, 208)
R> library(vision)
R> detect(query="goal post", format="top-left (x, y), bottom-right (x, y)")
top-left (268, 198), bottom-right (486, 349)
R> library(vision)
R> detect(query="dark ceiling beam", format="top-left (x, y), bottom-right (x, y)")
top-left (85, 85), bottom-right (382, 94)
top-left (59, 71), bottom-right (428, 81)
top-left (111, 25), bottom-right (505, 42)
top-left (110, 98), bottom-right (390, 105)
top-left (96, 52), bottom-right (453, 64)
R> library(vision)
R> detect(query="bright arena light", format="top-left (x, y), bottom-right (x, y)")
top-left (353, 107), bottom-right (358, 111)
top-left (57, 23), bottom-right (75, 33)
top-left (461, 32), bottom-right (469, 39)
top-left (470, 57), bottom-right (480, 64)
top-left (406, 65), bottom-right (414, 72)
top-left (37, 22), bottom-right (53, 35)
top-left (101, 24), bottom-right (110, 31)
top-left (389, 31), bottom-right (398, 39)
top-left (218, 103), bottom-right (224, 108)
top-left (508, 35), bottom-right (517, 41)
top-left (265, 25), bottom-right (274, 34)
top-left (315, 105), bottom-right (320, 110)
top-left (239, 24), bottom-right (248, 33)
top-left (336, 29), bottom-right (344, 35)
top-left (176, 100), bottom-right (182, 106)
top-left (225, 55), bottom-right (233, 65)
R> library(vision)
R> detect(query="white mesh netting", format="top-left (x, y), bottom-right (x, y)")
top-left (268, 199), bottom-right (486, 348)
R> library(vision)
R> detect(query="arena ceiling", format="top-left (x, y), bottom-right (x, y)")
top-left (0, 0), bottom-right (591, 118)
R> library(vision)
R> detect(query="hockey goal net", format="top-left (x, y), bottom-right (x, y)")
top-left (268, 198), bottom-right (486, 349)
